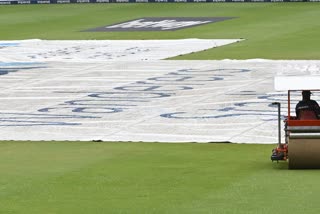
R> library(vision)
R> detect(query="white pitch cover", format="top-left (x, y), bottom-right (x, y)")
top-left (0, 39), bottom-right (241, 62)
top-left (1, 39), bottom-right (320, 143)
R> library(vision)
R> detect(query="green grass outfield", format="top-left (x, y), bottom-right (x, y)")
top-left (0, 3), bottom-right (320, 59)
top-left (1, 141), bottom-right (320, 214)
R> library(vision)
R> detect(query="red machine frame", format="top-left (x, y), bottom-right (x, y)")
top-left (271, 89), bottom-right (320, 163)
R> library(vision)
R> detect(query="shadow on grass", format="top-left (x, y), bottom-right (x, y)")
top-left (271, 161), bottom-right (288, 170)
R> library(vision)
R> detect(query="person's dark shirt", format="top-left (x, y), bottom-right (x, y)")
top-left (295, 99), bottom-right (320, 119)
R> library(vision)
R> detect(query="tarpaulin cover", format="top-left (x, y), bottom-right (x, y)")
top-left (1, 39), bottom-right (320, 143)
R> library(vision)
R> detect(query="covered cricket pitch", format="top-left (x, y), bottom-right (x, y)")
top-left (1, 39), bottom-right (320, 143)
top-left (1, 3), bottom-right (320, 214)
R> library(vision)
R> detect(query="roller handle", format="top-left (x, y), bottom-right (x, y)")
top-left (272, 102), bottom-right (281, 146)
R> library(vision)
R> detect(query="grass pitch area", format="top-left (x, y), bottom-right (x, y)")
top-left (1, 141), bottom-right (320, 214)
top-left (0, 3), bottom-right (320, 59)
